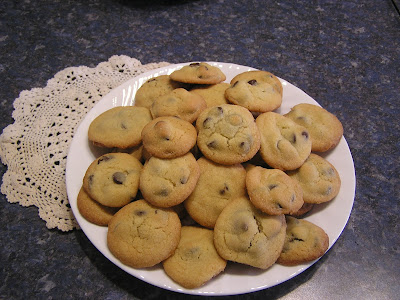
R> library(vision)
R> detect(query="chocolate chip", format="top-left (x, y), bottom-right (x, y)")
top-left (147, 78), bottom-right (156, 82)
top-left (112, 172), bottom-right (126, 184)
top-left (239, 141), bottom-right (250, 153)
top-left (216, 106), bottom-right (224, 115)
top-left (120, 122), bottom-right (127, 130)
top-left (190, 63), bottom-right (200, 67)
top-left (134, 210), bottom-right (146, 216)
top-left (248, 79), bottom-right (257, 85)
top-left (88, 174), bottom-right (94, 186)
top-left (156, 188), bottom-right (169, 197)
top-left (180, 176), bottom-right (188, 184)
top-left (219, 183), bottom-right (229, 195)
top-left (268, 184), bottom-right (278, 190)
top-left (207, 140), bottom-right (217, 149)
top-left (203, 117), bottom-right (212, 128)
top-left (98, 155), bottom-right (112, 164)
top-left (302, 131), bottom-right (309, 139)
top-left (292, 134), bottom-right (297, 143)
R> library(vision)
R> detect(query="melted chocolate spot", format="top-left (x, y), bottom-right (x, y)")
top-left (207, 140), bottom-right (217, 149)
top-left (248, 79), bottom-right (257, 85)
top-left (112, 172), bottom-right (126, 184)
top-left (134, 210), bottom-right (146, 216)
top-left (98, 155), bottom-right (112, 164)
top-left (302, 131), bottom-right (309, 139)
top-left (269, 184), bottom-right (278, 190)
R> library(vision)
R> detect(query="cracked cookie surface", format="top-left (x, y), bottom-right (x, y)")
top-left (88, 106), bottom-right (152, 149)
top-left (184, 157), bottom-right (247, 228)
top-left (82, 152), bottom-right (142, 207)
top-left (246, 165), bottom-right (304, 215)
top-left (256, 112), bottom-right (311, 170)
top-left (196, 104), bottom-right (261, 165)
top-left (170, 62), bottom-right (226, 84)
top-left (163, 226), bottom-right (227, 289)
top-left (107, 199), bottom-right (181, 268)
top-left (287, 153), bottom-right (341, 204)
top-left (277, 216), bottom-right (329, 266)
top-left (139, 152), bottom-right (200, 208)
top-left (225, 70), bottom-right (283, 113)
top-left (213, 196), bottom-right (286, 269)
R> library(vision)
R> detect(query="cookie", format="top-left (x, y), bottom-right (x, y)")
top-left (88, 106), bottom-right (152, 149)
top-left (139, 152), bottom-right (200, 208)
top-left (150, 88), bottom-right (207, 123)
top-left (190, 83), bottom-right (230, 107)
top-left (256, 112), bottom-right (311, 170)
top-left (82, 153), bottom-right (142, 207)
top-left (141, 116), bottom-right (197, 159)
top-left (196, 104), bottom-right (261, 165)
top-left (277, 216), bottom-right (329, 266)
top-left (135, 75), bottom-right (185, 109)
top-left (107, 199), bottom-right (181, 268)
top-left (170, 62), bottom-right (226, 84)
top-left (225, 70), bottom-right (283, 113)
top-left (284, 103), bottom-right (343, 152)
top-left (213, 196), bottom-right (287, 269)
top-left (77, 186), bottom-right (118, 226)
top-left (287, 153), bottom-right (341, 204)
top-left (184, 157), bottom-right (247, 228)
top-left (246, 166), bottom-right (304, 215)
top-left (163, 226), bottom-right (227, 289)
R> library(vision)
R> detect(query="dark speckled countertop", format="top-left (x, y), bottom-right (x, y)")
top-left (1, 0), bottom-right (399, 299)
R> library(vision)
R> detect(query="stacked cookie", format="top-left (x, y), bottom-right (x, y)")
top-left (78, 62), bottom-right (343, 289)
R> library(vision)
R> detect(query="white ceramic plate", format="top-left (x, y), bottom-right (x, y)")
top-left (66, 62), bottom-right (356, 296)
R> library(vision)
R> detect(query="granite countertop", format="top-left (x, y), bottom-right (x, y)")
top-left (1, 0), bottom-right (399, 299)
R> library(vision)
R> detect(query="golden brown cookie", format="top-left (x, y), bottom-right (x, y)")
top-left (284, 103), bottom-right (343, 152)
top-left (246, 166), bottom-right (304, 215)
top-left (77, 186), bottom-right (118, 226)
top-left (88, 106), bottom-right (152, 149)
top-left (287, 153), bottom-right (341, 204)
top-left (107, 199), bottom-right (181, 268)
top-left (139, 153), bottom-right (200, 208)
top-left (196, 104), bottom-right (261, 165)
top-left (163, 226), bottom-right (227, 289)
top-left (277, 216), bottom-right (329, 266)
top-left (184, 157), bottom-right (247, 228)
top-left (170, 62), bottom-right (226, 84)
top-left (150, 88), bottom-right (207, 123)
top-left (213, 196), bottom-right (287, 269)
top-left (141, 116), bottom-right (197, 159)
top-left (190, 83), bottom-right (230, 107)
top-left (225, 70), bottom-right (283, 113)
top-left (256, 112), bottom-right (311, 170)
top-left (82, 153), bottom-right (142, 207)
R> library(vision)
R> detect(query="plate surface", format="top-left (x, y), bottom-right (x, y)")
top-left (66, 62), bottom-right (356, 295)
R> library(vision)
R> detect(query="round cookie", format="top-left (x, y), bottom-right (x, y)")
top-left (107, 199), bottom-right (181, 268)
top-left (141, 116), bottom-right (197, 159)
top-left (82, 152), bottom-right (142, 207)
top-left (150, 88), bottom-right (207, 123)
top-left (225, 70), bottom-right (283, 113)
top-left (196, 104), bottom-right (261, 165)
top-left (256, 112), bottom-right (311, 171)
top-left (246, 166), bottom-right (304, 215)
top-left (190, 83), bottom-right (230, 107)
top-left (88, 106), bottom-right (152, 149)
top-left (163, 226), bottom-right (227, 289)
top-left (139, 152), bottom-right (200, 208)
top-left (77, 186), bottom-right (118, 226)
top-left (184, 157), bottom-right (247, 228)
top-left (284, 103), bottom-right (344, 152)
top-left (287, 153), bottom-right (341, 204)
top-left (135, 75), bottom-right (185, 109)
top-left (170, 62), bottom-right (226, 84)
top-left (277, 216), bottom-right (329, 266)
top-left (213, 196), bottom-right (287, 269)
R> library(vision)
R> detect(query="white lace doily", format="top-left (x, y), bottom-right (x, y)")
top-left (0, 55), bottom-right (170, 231)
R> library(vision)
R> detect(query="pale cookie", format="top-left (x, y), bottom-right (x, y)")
top-left (184, 157), bottom-right (247, 228)
top-left (135, 75), bottom-right (185, 109)
top-left (277, 216), bottom-right (329, 266)
top-left (284, 103), bottom-right (344, 152)
top-left (256, 112), bottom-right (311, 170)
top-left (196, 104), bottom-right (261, 165)
top-left (141, 116), bottom-right (197, 158)
top-left (170, 62), bottom-right (226, 84)
top-left (150, 88), bottom-right (207, 123)
top-left (88, 106), bottom-right (152, 149)
top-left (77, 186), bottom-right (118, 226)
top-left (163, 226), bottom-right (227, 289)
top-left (246, 166), bottom-right (304, 215)
top-left (191, 83), bottom-right (230, 107)
top-left (107, 199), bottom-right (181, 268)
top-left (82, 153), bottom-right (142, 207)
top-left (287, 153), bottom-right (341, 204)
top-left (225, 70), bottom-right (283, 113)
top-left (213, 196), bottom-right (286, 269)
top-left (139, 152), bottom-right (200, 208)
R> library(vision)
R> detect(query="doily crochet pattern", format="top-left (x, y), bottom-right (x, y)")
top-left (0, 56), bottom-right (170, 231)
